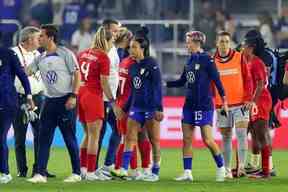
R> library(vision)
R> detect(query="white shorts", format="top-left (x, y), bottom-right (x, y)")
top-left (216, 106), bottom-right (250, 128)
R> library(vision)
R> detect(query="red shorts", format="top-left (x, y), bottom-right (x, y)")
top-left (250, 99), bottom-right (272, 122)
top-left (78, 87), bottom-right (104, 123)
top-left (117, 116), bottom-right (128, 135)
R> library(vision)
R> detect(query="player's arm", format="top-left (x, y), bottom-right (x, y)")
top-left (283, 63), bottom-right (288, 85)
top-left (207, 58), bottom-right (227, 101)
top-left (251, 60), bottom-right (266, 103)
top-left (166, 66), bottom-right (187, 87)
top-left (241, 55), bottom-right (253, 102)
top-left (151, 62), bottom-right (164, 121)
top-left (65, 50), bottom-right (81, 109)
top-left (10, 50), bottom-right (35, 109)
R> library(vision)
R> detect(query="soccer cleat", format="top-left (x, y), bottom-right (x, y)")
top-left (174, 170), bottom-right (193, 181)
top-left (141, 173), bottom-right (159, 182)
top-left (245, 163), bottom-right (260, 174)
top-left (95, 169), bottom-right (112, 181)
top-left (85, 172), bottom-right (100, 181)
top-left (98, 165), bottom-right (114, 177)
top-left (248, 171), bottom-right (270, 179)
top-left (0, 174), bottom-right (12, 184)
top-left (232, 167), bottom-right (246, 178)
top-left (216, 167), bottom-right (225, 182)
top-left (27, 174), bottom-right (47, 183)
top-left (127, 169), bottom-right (142, 180)
top-left (63, 174), bottom-right (81, 183)
top-left (134, 169), bottom-right (150, 181)
top-left (225, 168), bottom-right (233, 179)
top-left (111, 168), bottom-right (128, 180)
top-left (80, 167), bottom-right (87, 179)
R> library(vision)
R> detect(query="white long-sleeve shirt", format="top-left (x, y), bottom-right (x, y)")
top-left (104, 45), bottom-right (120, 101)
top-left (12, 45), bottom-right (45, 95)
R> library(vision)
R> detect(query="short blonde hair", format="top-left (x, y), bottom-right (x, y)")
top-left (91, 26), bottom-right (112, 52)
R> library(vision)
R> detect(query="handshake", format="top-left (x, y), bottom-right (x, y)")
top-left (21, 103), bottom-right (38, 124)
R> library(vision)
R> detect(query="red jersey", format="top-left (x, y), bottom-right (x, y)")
top-left (246, 56), bottom-right (272, 121)
top-left (116, 57), bottom-right (136, 108)
top-left (285, 63), bottom-right (288, 71)
top-left (77, 48), bottom-right (110, 96)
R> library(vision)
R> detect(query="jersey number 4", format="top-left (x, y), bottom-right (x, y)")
top-left (80, 61), bottom-right (90, 81)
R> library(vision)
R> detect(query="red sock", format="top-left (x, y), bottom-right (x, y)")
top-left (139, 139), bottom-right (151, 168)
top-left (130, 146), bottom-right (138, 170)
top-left (80, 148), bottom-right (87, 168)
top-left (115, 144), bottom-right (124, 170)
top-left (262, 145), bottom-right (271, 176)
top-left (87, 154), bottom-right (97, 172)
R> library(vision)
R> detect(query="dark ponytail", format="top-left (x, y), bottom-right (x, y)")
top-left (134, 26), bottom-right (150, 57)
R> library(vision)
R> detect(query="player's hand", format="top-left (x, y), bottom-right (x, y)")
top-left (65, 96), bottom-right (77, 110)
top-left (112, 104), bottom-right (125, 120)
top-left (27, 98), bottom-right (36, 111)
top-left (222, 101), bottom-right (229, 117)
top-left (154, 111), bottom-right (164, 122)
top-left (243, 101), bottom-right (256, 111)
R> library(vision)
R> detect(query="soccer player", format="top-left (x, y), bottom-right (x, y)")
top-left (114, 27), bottom-right (163, 182)
top-left (27, 24), bottom-right (81, 183)
top-left (0, 31), bottom-right (34, 184)
top-left (167, 31), bottom-right (227, 182)
top-left (77, 26), bottom-right (116, 181)
top-left (96, 19), bottom-right (121, 176)
top-left (214, 31), bottom-right (251, 178)
top-left (113, 28), bottom-right (152, 179)
top-left (11, 26), bottom-right (52, 178)
top-left (242, 30), bottom-right (273, 179)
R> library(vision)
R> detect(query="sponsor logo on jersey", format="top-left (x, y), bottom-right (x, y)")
top-left (133, 76), bottom-right (142, 89)
top-left (45, 70), bottom-right (58, 84)
top-left (186, 71), bottom-right (195, 83)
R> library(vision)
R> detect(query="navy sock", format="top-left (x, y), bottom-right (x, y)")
top-left (213, 154), bottom-right (224, 168)
top-left (183, 157), bottom-right (192, 170)
top-left (122, 151), bottom-right (132, 170)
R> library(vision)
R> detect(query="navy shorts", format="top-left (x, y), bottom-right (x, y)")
top-left (182, 108), bottom-right (214, 126)
top-left (128, 110), bottom-right (155, 127)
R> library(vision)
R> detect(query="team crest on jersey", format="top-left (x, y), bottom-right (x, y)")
top-left (186, 71), bottom-right (195, 83)
top-left (195, 64), bottom-right (200, 70)
top-left (45, 70), bottom-right (58, 84)
top-left (133, 76), bottom-right (142, 89)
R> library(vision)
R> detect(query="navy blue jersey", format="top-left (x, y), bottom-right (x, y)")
top-left (117, 48), bottom-right (129, 62)
top-left (0, 47), bottom-right (31, 108)
top-left (167, 52), bottom-right (225, 111)
top-left (124, 57), bottom-right (163, 112)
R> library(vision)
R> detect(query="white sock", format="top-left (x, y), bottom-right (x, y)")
top-left (236, 128), bottom-right (248, 169)
top-left (269, 155), bottom-right (273, 170)
top-left (222, 132), bottom-right (232, 170)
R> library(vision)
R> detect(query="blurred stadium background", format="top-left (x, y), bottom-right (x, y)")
top-left (1, 1), bottom-right (288, 191)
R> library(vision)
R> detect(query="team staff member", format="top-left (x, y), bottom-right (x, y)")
top-left (27, 24), bottom-right (81, 183)
top-left (11, 26), bottom-right (54, 178)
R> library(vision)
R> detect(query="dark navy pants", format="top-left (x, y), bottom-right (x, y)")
top-left (96, 101), bottom-right (121, 167)
top-left (37, 95), bottom-right (80, 176)
top-left (13, 93), bottom-right (43, 174)
top-left (0, 107), bottom-right (16, 174)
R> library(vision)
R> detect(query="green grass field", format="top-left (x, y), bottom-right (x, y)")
top-left (1, 148), bottom-right (288, 192)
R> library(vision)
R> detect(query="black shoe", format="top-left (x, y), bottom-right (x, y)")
top-left (45, 171), bottom-right (56, 178)
top-left (17, 171), bottom-right (27, 178)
